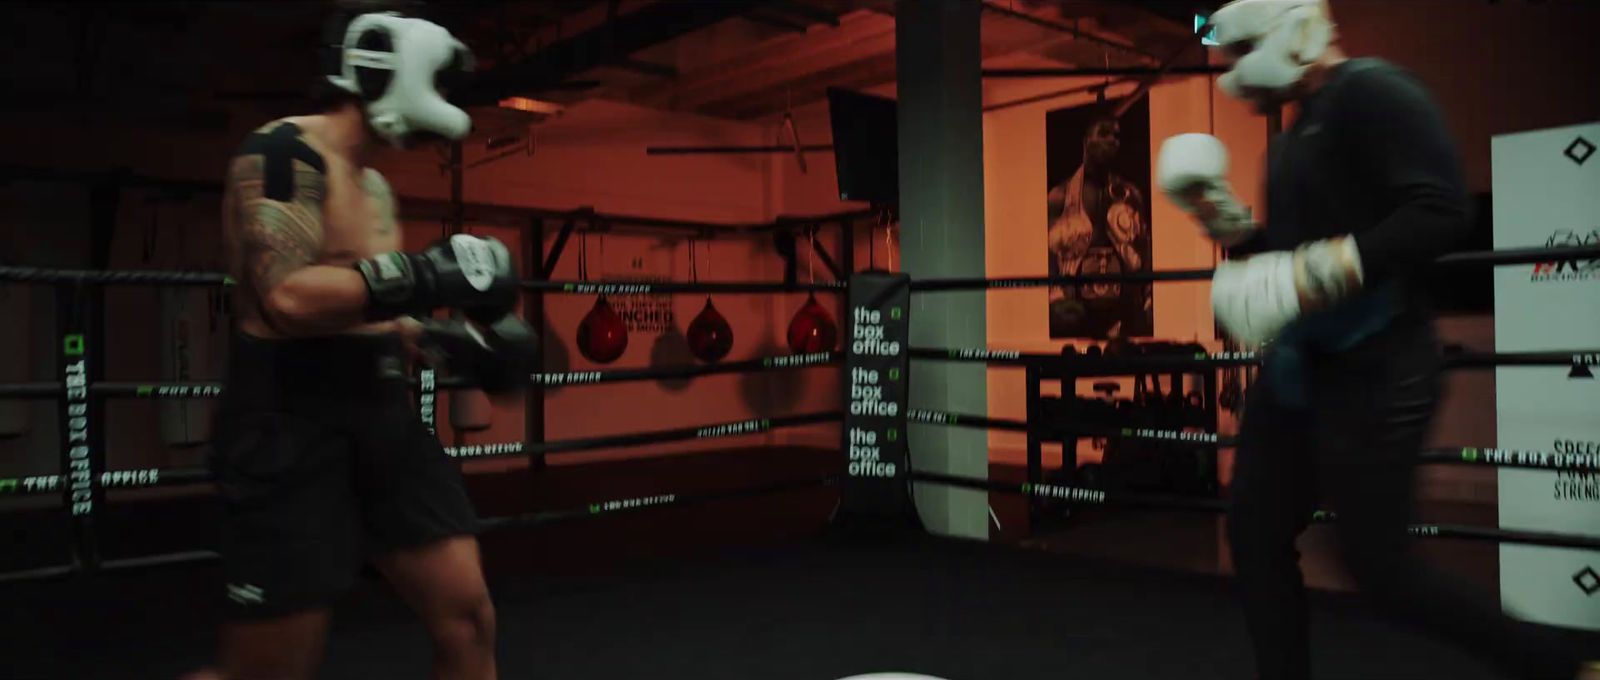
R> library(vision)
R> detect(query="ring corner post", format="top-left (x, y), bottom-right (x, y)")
top-left (57, 282), bottom-right (104, 573)
top-left (833, 271), bottom-right (921, 538)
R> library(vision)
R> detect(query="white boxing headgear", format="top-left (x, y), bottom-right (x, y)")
top-left (326, 12), bottom-right (475, 147)
top-left (1209, 0), bottom-right (1333, 99)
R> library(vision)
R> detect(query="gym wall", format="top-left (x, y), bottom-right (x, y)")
top-left (1330, 0), bottom-right (1600, 193)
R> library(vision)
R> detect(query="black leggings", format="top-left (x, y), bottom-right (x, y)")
top-left (1227, 324), bottom-right (1580, 680)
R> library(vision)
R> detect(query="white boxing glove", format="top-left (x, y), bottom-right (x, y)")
top-left (1211, 251), bottom-right (1300, 347)
top-left (1211, 236), bottom-right (1366, 346)
top-left (1157, 133), bottom-right (1258, 247)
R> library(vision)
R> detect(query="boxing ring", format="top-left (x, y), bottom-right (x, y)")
top-left (1, 220), bottom-right (1598, 678)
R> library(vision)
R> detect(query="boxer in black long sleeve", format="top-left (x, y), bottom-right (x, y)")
top-left (1238, 61), bottom-right (1470, 280)
top-left (1162, 1), bottom-right (1598, 678)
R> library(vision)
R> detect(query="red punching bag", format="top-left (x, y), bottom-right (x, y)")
top-left (686, 297), bottom-right (733, 363)
top-left (577, 295), bottom-right (628, 363)
top-left (786, 293), bottom-right (837, 353)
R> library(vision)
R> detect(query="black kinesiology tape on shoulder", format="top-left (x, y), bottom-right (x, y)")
top-left (237, 123), bottom-right (327, 202)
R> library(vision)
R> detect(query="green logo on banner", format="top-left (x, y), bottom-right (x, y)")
top-left (886, 429), bottom-right (898, 442)
top-left (1020, 483), bottom-right (1031, 494)
top-left (137, 386), bottom-right (153, 396)
top-left (564, 284), bottom-right (576, 292)
top-left (0, 479), bottom-right (16, 493)
top-left (890, 307), bottom-right (902, 320)
top-left (222, 275), bottom-right (237, 286)
top-left (1121, 428), bottom-right (1132, 435)
top-left (888, 368), bottom-right (900, 381)
top-left (1461, 448), bottom-right (1479, 462)
top-left (64, 334), bottom-right (85, 357)
top-left (588, 504), bottom-right (601, 514)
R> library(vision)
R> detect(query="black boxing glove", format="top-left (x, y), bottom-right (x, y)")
top-left (416, 315), bottom-right (539, 394)
top-left (357, 235), bottom-right (519, 324)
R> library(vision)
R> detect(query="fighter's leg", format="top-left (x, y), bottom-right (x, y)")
top-left (212, 610), bottom-right (334, 680)
top-left (374, 536), bottom-right (496, 680)
top-left (205, 407), bottom-right (362, 680)
top-left (1226, 374), bottom-right (1319, 680)
top-left (1311, 329), bottom-right (1581, 680)
top-left (356, 396), bottom-right (493, 680)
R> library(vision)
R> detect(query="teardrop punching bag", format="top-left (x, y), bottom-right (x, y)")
top-left (687, 297), bottom-right (733, 363)
top-left (0, 284), bottom-right (30, 438)
top-left (577, 295), bottom-right (628, 364)
top-left (786, 293), bottom-right (837, 354)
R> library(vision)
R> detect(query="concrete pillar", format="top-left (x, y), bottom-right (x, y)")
top-left (895, 0), bottom-right (989, 539)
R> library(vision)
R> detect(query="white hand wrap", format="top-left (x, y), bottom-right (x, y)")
top-left (1211, 251), bottom-right (1301, 347)
top-left (1292, 235), bottom-right (1366, 310)
top-left (1210, 235), bottom-right (1367, 347)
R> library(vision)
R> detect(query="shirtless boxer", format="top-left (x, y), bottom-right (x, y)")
top-left (190, 11), bottom-right (528, 680)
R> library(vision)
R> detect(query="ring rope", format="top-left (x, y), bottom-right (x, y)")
top-left (912, 470), bottom-right (1600, 551)
top-left (0, 475), bottom-right (835, 583)
top-left (0, 413), bottom-right (840, 497)
top-left (5, 243), bottom-right (1593, 290)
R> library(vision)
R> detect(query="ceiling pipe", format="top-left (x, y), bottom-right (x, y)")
top-left (983, 65), bottom-right (1224, 78)
top-left (645, 144), bottom-right (834, 155)
top-left (460, 1), bottom-right (768, 106)
top-left (983, 78), bottom-right (1137, 113)
top-left (978, 2), bottom-right (1161, 62)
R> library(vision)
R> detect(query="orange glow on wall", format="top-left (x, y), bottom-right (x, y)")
top-left (497, 96), bottom-right (563, 116)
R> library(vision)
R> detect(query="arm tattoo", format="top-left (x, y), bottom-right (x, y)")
top-left (229, 155), bottom-right (325, 298)
top-left (365, 169), bottom-right (399, 237)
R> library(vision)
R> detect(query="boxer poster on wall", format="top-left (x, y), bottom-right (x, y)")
top-left (1046, 98), bottom-right (1153, 339)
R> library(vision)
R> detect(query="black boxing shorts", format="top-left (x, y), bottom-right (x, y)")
top-left (207, 332), bottom-right (478, 619)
